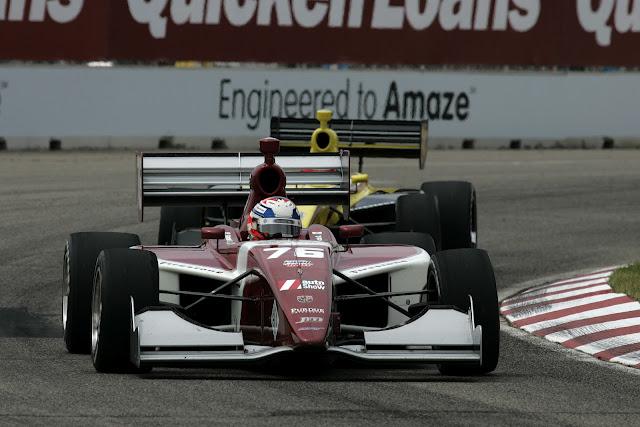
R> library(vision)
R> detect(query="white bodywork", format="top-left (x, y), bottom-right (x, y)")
top-left (131, 240), bottom-right (482, 366)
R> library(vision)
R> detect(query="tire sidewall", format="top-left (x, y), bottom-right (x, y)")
top-left (91, 249), bottom-right (159, 373)
top-left (433, 248), bottom-right (499, 375)
top-left (422, 181), bottom-right (477, 250)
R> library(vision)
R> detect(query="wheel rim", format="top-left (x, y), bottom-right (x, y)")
top-left (91, 267), bottom-right (102, 362)
top-left (422, 267), bottom-right (440, 304)
top-left (62, 242), bottom-right (70, 331)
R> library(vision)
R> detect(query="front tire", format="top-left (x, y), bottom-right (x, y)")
top-left (395, 193), bottom-right (442, 250)
top-left (433, 248), bottom-right (499, 375)
top-left (91, 249), bottom-right (159, 373)
top-left (63, 232), bottom-right (140, 354)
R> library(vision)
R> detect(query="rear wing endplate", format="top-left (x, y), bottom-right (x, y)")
top-left (270, 116), bottom-right (428, 169)
top-left (137, 152), bottom-right (350, 222)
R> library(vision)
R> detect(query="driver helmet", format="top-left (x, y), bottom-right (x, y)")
top-left (247, 196), bottom-right (302, 240)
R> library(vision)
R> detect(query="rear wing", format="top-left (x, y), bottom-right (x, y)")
top-left (137, 152), bottom-right (350, 221)
top-left (270, 115), bottom-right (428, 169)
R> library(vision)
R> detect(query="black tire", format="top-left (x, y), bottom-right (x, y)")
top-left (361, 232), bottom-right (437, 256)
top-left (433, 249), bottom-right (499, 375)
top-left (421, 181), bottom-right (477, 250)
top-left (91, 249), bottom-right (159, 373)
top-left (63, 232), bottom-right (140, 354)
top-left (395, 193), bottom-right (442, 250)
top-left (158, 206), bottom-right (203, 245)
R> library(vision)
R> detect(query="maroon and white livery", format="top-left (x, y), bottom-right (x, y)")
top-left (62, 138), bottom-right (499, 375)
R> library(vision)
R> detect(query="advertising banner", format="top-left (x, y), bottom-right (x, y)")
top-left (1, 65), bottom-right (640, 139)
top-left (2, 1), bottom-right (640, 66)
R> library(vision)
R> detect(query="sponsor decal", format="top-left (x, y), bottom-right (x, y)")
top-left (298, 327), bottom-right (324, 332)
top-left (224, 231), bottom-right (234, 244)
top-left (291, 307), bottom-right (325, 315)
top-left (0, 0), bottom-right (84, 24)
top-left (296, 316), bottom-right (323, 324)
top-left (283, 259), bottom-right (313, 268)
top-left (297, 295), bottom-right (314, 304)
top-left (6, 2), bottom-right (640, 67)
top-left (221, 78), bottom-right (472, 131)
top-left (158, 259), bottom-right (227, 275)
top-left (346, 259), bottom-right (410, 275)
top-left (128, 0), bottom-right (540, 39)
top-left (311, 231), bottom-right (324, 241)
top-left (279, 279), bottom-right (326, 291)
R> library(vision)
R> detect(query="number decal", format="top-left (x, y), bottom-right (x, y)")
top-left (294, 247), bottom-right (324, 258)
top-left (263, 247), bottom-right (325, 259)
top-left (263, 247), bottom-right (291, 259)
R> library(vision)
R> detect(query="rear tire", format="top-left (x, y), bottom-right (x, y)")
top-left (63, 232), bottom-right (140, 354)
top-left (158, 206), bottom-right (203, 245)
top-left (361, 231), bottom-right (437, 255)
top-left (91, 249), bottom-right (159, 373)
top-left (395, 193), bottom-right (442, 250)
top-left (421, 181), bottom-right (477, 250)
top-left (433, 248), bottom-right (499, 375)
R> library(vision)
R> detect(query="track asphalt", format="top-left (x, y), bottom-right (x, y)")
top-left (1, 150), bottom-right (639, 425)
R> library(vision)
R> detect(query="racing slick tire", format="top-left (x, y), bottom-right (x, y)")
top-left (157, 206), bottom-right (203, 245)
top-left (421, 181), bottom-right (477, 250)
top-left (361, 232), bottom-right (437, 256)
top-left (395, 193), bottom-right (442, 250)
top-left (433, 248), bottom-right (499, 375)
top-left (91, 249), bottom-right (159, 373)
top-left (63, 232), bottom-right (141, 354)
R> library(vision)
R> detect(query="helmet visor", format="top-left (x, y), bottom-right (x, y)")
top-left (257, 218), bottom-right (302, 238)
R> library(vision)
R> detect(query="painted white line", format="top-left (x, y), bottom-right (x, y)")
top-left (505, 277), bottom-right (610, 302)
top-left (610, 351), bottom-right (640, 366)
top-left (522, 302), bottom-right (640, 333)
top-left (575, 333), bottom-right (640, 355)
top-left (543, 270), bottom-right (614, 287)
top-left (504, 293), bottom-right (624, 322)
top-left (501, 284), bottom-right (612, 311)
top-left (545, 317), bottom-right (640, 344)
top-left (517, 271), bottom-right (613, 296)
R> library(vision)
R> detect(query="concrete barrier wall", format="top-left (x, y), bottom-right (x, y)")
top-left (1, 66), bottom-right (640, 149)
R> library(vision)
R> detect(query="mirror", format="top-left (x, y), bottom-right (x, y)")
top-left (339, 224), bottom-right (364, 240)
top-left (201, 227), bottom-right (225, 240)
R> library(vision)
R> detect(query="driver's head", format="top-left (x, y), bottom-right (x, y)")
top-left (247, 197), bottom-right (301, 240)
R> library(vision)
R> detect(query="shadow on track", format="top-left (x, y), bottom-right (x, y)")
top-left (140, 357), bottom-right (503, 383)
top-left (0, 307), bottom-right (61, 338)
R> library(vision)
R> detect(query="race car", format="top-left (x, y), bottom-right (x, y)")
top-left (62, 138), bottom-right (498, 375)
top-left (158, 111), bottom-right (477, 255)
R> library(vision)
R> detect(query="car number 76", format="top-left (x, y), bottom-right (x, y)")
top-left (263, 247), bottom-right (324, 259)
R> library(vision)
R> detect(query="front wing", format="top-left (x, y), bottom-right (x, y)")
top-left (130, 298), bottom-right (482, 367)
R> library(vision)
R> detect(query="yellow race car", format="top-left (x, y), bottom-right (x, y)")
top-left (270, 110), bottom-right (477, 253)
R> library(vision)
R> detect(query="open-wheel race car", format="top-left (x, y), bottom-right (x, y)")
top-left (159, 111), bottom-right (477, 257)
top-left (62, 138), bottom-right (499, 375)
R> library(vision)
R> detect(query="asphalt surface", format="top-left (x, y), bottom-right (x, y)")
top-left (1, 149), bottom-right (640, 425)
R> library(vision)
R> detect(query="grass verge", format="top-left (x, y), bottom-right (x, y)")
top-left (609, 263), bottom-right (640, 301)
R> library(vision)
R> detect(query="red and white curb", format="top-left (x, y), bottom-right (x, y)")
top-left (500, 267), bottom-right (640, 369)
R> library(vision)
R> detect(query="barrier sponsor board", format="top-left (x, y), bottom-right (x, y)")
top-left (1, 66), bottom-right (640, 139)
top-left (2, 1), bottom-right (640, 66)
